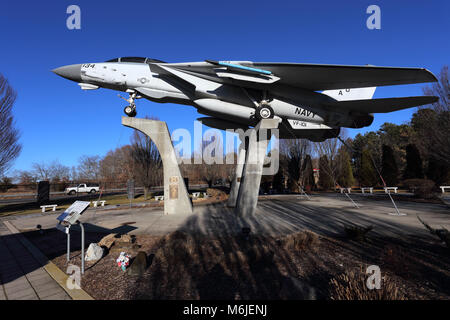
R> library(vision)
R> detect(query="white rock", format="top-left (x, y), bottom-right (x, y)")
top-left (85, 243), bottom-right (104, 261)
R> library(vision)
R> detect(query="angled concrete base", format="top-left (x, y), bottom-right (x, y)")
top-left (227, 138), bottom-right (247, 208)
top-left (234, 119), bottom-right (281, 219)
top-left (122, 117), bottom-right (192, 215)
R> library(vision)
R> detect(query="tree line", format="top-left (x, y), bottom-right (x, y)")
top-left (0, 66), bottom-right (448, 196)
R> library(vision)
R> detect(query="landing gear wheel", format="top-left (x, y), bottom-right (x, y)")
top-left (124, 105), bottom-right (137, 117)
top-left (255, 104), bottom-right (274, 120)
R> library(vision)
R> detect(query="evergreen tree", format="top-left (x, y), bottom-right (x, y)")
top-left (359, 148), bottom-right (378, 186)
top-left (337, 150), bottom-right (354, 187)
top-left (427, 156), bottom-right (450, 185)
top-left (403, 144), bottom-right (424, 179)
top-left (381, 145), bottom-right (398, 186)
top-left (301, 155), bottom-right (315, 190)
top-left (272, 169), bottom-right (284, 193)
top-left (318, 155), bottom-right (334, 190)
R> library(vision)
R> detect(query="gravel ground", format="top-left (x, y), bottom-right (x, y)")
top-left (24, 228), bottom-right (450, 300)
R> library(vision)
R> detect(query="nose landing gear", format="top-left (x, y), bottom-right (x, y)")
top-left (124, 105), bottom-right (137, 117)
top-left (119, 91), bottom-right (138, 117)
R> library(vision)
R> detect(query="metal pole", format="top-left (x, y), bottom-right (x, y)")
top-left (79, 222), bottom-right (85, 274)
top-left (300, 188), bottom-right (311, 200)
top-left (67, 229), bottom-right (70, 262)
top-left (344, 192), bottom-right (359, 208)
top-left (387, 190), bottom-right (402, 215)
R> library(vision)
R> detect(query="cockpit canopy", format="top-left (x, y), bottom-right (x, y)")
top-left (105, 57), bottom-right (166, 64)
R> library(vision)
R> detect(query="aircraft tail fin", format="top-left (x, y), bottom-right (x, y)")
top-left (322, 87), bottom-right (376, 101)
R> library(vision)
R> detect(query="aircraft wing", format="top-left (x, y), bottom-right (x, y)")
top-left (156, 61), bottom-right (437, 91)
top-left (250, 62), bottom-right (438, 90)
top-left (327, 96), bottom-right (438, 113)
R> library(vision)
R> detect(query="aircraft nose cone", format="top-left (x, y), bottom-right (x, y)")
top-left (52, 64), bottom-right (82, 82)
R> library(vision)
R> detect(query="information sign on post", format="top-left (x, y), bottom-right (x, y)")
top-left (127, 179), bottom-right (135, 200)
top-left (56, 201), bottom-right (91, 274)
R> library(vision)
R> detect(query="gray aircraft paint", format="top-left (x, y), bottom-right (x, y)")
top-left (53, 58), bottom-right (438, 142)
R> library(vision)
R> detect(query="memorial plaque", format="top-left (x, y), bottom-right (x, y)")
top-left (169, 176), bottom-right (179, 183)
top-left (169, 184), bottom-right (179, 199)
top-left (237, 177), bottom-right (241, 182)
top-left (37, 181), bottom-right (50, 204)
top-left (57, 201), bottom-right (90, 225)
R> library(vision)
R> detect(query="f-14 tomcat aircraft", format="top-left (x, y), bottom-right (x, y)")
top-left (53, 57), bottom-right (438, 141)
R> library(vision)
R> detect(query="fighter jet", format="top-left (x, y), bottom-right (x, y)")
top-left (52, 57), bottom-right (438, 141)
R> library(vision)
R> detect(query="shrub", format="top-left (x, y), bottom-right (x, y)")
top-left (281, 230), bottom-right (320, 251)
top-left (0, 177), bottom-right (14, 192)
top-left (344, 225), bottom-right (373, 241)
top-left (403, 179), bottom-right (436, 199)
top-left (154, 231), bottom-right (197, 267)
top-left (418, 216), bottom-right (450, 248)
top-left (206, 188), bottom-right (226, 198)
top-left (329, 268), bottom-right (406, 300)
top-left (380, 244), bottom-right (412, 276)
top-left (245, 244), bottom-right (274, 265)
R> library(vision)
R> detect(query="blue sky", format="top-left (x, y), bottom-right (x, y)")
top-left (0, 0), bottom-right (448, 173)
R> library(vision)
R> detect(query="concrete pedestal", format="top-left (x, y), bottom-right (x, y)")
top-left (227, 137), bottom-right (248, 208)
top-left (235, 119), bottom-right (280, 219)
top-left (122, 117), bottom-right (192, 215)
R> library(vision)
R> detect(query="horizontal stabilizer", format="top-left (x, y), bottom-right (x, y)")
top-left (329, 96), bottom-right (438, 113)
top-left (322, 87), bottom-right (376, 101)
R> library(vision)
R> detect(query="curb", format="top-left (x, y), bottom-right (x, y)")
top-left (3, 220), bottom-right (94, 300)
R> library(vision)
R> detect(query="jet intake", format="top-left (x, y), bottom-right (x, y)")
top-left (194, 99), bottom-right (255, 122)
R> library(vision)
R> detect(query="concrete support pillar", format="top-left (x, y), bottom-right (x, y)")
top-left (122, 117), bottom-right (192, 215)
top-left (235, 119), bottom-right (280, 219)
top-left (227, 137), bottom-right (248, 208)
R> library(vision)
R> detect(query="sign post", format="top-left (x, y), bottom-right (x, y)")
top-left (56, 201), bottom-right (90, 274)
top-left (127, 179), bottom-right (135, 208)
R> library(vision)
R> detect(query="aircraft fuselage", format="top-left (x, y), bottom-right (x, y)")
top-left (53, 58), bottom-right (437, 141)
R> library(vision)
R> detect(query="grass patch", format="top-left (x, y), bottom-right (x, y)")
top-left (0, 193), bottom-right (154, 218)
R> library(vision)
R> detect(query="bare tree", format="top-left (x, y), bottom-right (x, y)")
top-left (32, 162), bottom-right (52, 181)
top-left (224, 151), bottom-right (237, 185)
top-left (280, 138), bottom-right (311, 192)
top-left (0, 74), bottom-right (21, 177)
top-left (12, 170), bottom-right (37, 184)
top-left (32, 160), bottom-right (70, 182)
top-left (200, 130), bottom-right (224, 187)
top-left (77, 155), bottom-right (100, 181)
top-left (99, 145), bottom-right (135, 183)
top-left (314, 133), bottom-right (344, 188)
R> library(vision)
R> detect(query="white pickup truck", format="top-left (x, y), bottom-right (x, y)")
top-left (65, 184), bottom-right (99, 195)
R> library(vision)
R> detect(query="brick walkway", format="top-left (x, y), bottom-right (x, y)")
top-left (0, 222), bottom-right (71, 300)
